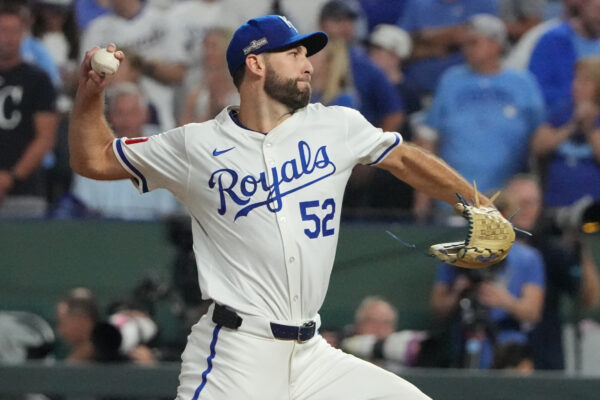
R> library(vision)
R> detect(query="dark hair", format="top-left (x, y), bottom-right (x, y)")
top-left (30, 1), bottom-right (80, 60)
top-left (0, 1), bottom-right (28, 22)
top-left (232, 65), bottom-right (246, 89)
top-left (491, 342), bottom-right (532, 369)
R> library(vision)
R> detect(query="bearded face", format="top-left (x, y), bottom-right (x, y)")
top-left (263, 60), bottom-right (311, 112)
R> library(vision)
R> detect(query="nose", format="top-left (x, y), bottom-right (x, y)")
top-left (304, 56), bottom-right (314, 76)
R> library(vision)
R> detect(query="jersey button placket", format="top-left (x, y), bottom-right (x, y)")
top-left (263, 140), bottom-right (302, 319)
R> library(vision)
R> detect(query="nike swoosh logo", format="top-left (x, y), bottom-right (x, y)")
top-left (212, 147), bottom-right (235, 156)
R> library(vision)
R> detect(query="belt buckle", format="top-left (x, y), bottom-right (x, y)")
top-left (297, 321), bottom-right (316, 343)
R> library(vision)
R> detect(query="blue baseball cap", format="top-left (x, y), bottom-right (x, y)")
top-left (226, 15), bottom-right (329, 76)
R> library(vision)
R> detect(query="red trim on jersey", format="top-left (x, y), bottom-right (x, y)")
top-left (124, 137), bottom-right (149, 145)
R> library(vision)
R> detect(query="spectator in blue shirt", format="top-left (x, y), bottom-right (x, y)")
top-left (417, 14), bottom-right (545, 222)
top-left (319, 0), bottom-right (405, 132)
top-left (531, 56), bottom-right (600, 207)
top-left (431, 242), bottom-right (545, 369)
top-left (359, 0), bottom-right (407, 33)
top-left (529, 0), bottom-right (600, 109)
top-left (501, 174), bottom-right (600, 370)
top-left (398, 0), bottom-right (498, 96)
top-left (310, 38), bottom-right (359, 108)
top-left (365, 24), bottom-right (422, 214)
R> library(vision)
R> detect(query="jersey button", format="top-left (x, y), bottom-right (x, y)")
top-left (289, 256), bottom-right (295, 263)
top-left (293, 295), bottom-right (299, 302)
top-left (266, 142), bottom-right (272, 147)
top-left (280, 217), bottom-right (286, 223)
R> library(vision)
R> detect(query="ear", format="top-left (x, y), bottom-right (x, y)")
top-left (245, 54), bottom-right (267, 78)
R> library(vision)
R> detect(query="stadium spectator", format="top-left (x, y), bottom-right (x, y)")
top-left (416, 14), bottom-right (544, 222)
top-left (398, 0), bottom-right (498, 96)
top-left (500, 174), bottom-right (600, 370)
top-left (0, 3), bottom-right (58, 218)
top-left (219, 0), bottom-right (332, 38)
top-left (529, 0), bottom-right (600, 109)
top-left (8, 4), bottom-right (62, 89)
top-left (490, 342), bottom-right (535, 373)
top-left (309, 37), bottom-right (358, 108)
top-left (531, 56), bottom-right (600, 208)
top-left (367, 24), bottom-right (421, 139)
top-left (80, 0), bottom-right (188, 129)
top-left (31, 0), bottom-right (80, 104)
top-left (430, 219), bottom-right (545, 368)
top-left (55, 287), bottom-right (99, 362)
top-left (179, 27), bottom-right (239, 125)
top-left (504, 0), bottom-right (585, 71)
top-left (351, 24), bottom-right (420, 216)
top-left (498, 0), bottom-right (546, 44)
top-left (359, 0), bottom-right (407, 34)
top-left (166, 0), bottom-right (225, 113)
top-left (319, 0), bottom-right (405, 131)
top-left (68, 82), bottom-right (179, 220)
top-left (318, 0), bottom-right (408, 216)
top-left (74, 0), bottom-right (109, 30)
top-left (341, 296), bottom-right (427, 366)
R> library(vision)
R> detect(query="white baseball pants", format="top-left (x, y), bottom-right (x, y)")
top-left (176, 306), bottom-right (432, 400)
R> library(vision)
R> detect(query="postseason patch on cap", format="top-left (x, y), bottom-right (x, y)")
top-left (243, 37), bottom-right (268, 55)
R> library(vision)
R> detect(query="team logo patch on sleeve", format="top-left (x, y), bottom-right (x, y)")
top-left (124, 137), bottom-right (149, 145)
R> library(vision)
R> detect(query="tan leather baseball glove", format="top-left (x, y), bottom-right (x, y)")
top-left (429, 193), bottom-right (516, 269)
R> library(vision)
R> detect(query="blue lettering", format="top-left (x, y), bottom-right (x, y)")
top-left (208, 141), bottom-right (337, 220)
top-left (208, 169), bottom-right (249, 215)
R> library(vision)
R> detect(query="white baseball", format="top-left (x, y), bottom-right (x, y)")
top-left (91, 48), bottom-right (120, 75)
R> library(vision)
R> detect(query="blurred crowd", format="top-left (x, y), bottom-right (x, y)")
top-left (2, 0), bottom-right (600, 378)
top-left (0, 0), bottom-right (599, 224)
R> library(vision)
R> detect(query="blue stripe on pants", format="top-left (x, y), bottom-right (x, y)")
top-left (191, 325), bottom-right (221, 400)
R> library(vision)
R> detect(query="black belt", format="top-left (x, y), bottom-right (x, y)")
top-left (212, 303), bottom-right (317, 343)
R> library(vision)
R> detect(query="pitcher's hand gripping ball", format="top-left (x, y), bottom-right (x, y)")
top-left (429, 189), bottom-right (516, 269)
top-left (91, 48), bottom-right (120, 75)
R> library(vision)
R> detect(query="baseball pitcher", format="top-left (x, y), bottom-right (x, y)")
top-left (69, 15), bottom-right (513, 400)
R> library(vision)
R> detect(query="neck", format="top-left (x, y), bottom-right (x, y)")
top-left (472, 59), bottom-right (501, 75)
top-left (385, 66), bottom-right (402, 84)
top-left (237, 86), bottom-right (295, 133)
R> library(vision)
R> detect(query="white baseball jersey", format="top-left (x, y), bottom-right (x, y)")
top-left (81, 4), bottom-right (187, 129)
top-left (113, 103), bottom-right (401, 323)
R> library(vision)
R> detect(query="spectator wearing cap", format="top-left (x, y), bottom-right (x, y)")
top-left (318, 1), bottom-right (408, 216)
top-left (319, 0), bottom-right (405, 132)
top-left (416, 14), bottom-right (545, 223)
top-left (398, 0), bottom-right (498, 97)
top-left (365, 24), bottom-right (421, 214)
top-left (368, 24), bottom-right (421, 123)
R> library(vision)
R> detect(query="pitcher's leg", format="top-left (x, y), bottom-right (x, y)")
top-left (291, 336), bottom-right (432, 400)
top-left (176, 316), bottom-right (293, 400)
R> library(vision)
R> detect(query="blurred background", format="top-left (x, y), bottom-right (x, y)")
top-left (1, 0), bottom-right (600, 399)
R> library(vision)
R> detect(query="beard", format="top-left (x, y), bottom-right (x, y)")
top-left (264, 65), bottom-right (311, 112)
